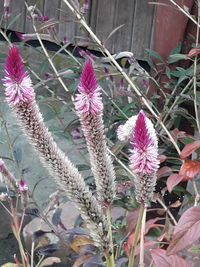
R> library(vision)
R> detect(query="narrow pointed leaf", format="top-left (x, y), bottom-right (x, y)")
top-left (180, 140), bottom-right (200, 159)
top-left (167, 174), bottom-right (183, 193)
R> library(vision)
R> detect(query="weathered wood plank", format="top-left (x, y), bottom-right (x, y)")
top-left (112, 0), bottom-right (136, 53)
top-left (43, 0), bottom-right (61, 41)
top-left (90, 0), bottom-right (116, 52)
top-left (131, 0), bottom-right (155, 59)
top-left (58, 0), bottom-right (76, 43)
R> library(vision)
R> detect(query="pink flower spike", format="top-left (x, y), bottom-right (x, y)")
top-left (75, 60), bottom-right (103, 115)
top-left (3, 46), bottom-right (34, 106)
top-left (19, 179), bottom-right (28, 192)
top-left (130, 110), bottom-right (159, 176)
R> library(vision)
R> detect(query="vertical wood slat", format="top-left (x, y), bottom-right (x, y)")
top-left (131, 0), bottom-right (155, 59)
top-left (43, 0), bottom-right (61, 41)
top-left (58, 1), bottom-right (76, 43)
top-left (90, 0), bottom-right (116, 52)
top-left (112, 0), bottom-right (136, 53)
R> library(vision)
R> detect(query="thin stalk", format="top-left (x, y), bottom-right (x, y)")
top-left (62, 0), bottom-right (180, 155)
top-left (192, 179), bottom-right (200, 206)
top-left (25, 2), bottom-right (69, 94)
top-left (157, 198), bottom-right (177, 225)
top-left (105, 206), bottom-right (115, 267)
top-left (193, 2), bottom-right (200, 133)
top-left (128, 203), bottom-right (145, 267)
top-left (31, 242), bottom-right (35, 267)
top-left (139, 206), bottom-right (147, 267)
top-left (35, 255), bottom-right (45, 267)
top-left (0, 200), bottom-right (12, 216)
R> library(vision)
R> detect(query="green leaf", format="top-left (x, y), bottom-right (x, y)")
top-left (196, 91), bottom-right (200, 104)
top-left (44, 111), bottom-right (57, 122)
top-left (39, 59), bottom-right (49, 74)
top-left (8, 13), bottom-right (22, 28)
top-left (146, 49), bottom-right (163, 61)
top-left (170, 43), bottom-right (182, 55)
top-left (54, 132), bottom-right (70, 139)
top-left (62, 72), bottom-right (79, 79)
top-left (68, 80), bottom-right (79, 92)
top-left (168, 54), bottom-right (187, 63)
top-left (76, 164), bottom-right (90, 171)
top-left (48, 126), bottom-right (60, 132)
top-left (165, 66), bottom-right (171, 79)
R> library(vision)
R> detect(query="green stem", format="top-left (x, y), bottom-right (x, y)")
top-left (128, 203), bottom-right (144, 267)
top-left (105, 206), bottom-right (115, 267)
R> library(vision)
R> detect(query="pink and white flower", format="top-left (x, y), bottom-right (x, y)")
top-left (3, 46), bottom-right (34, 106)
top-left (75, 60), bottom-right (103, 115)
top-left (130, 111), bottom-right (159, 176)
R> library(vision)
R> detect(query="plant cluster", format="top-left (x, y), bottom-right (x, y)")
top-left (0, 1), bottom-right (200, 267)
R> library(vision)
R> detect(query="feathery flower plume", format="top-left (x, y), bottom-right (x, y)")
top-left (3, 46), bottom-right (35, 106)
top-left (75, 61), bottom-right (116, 204)
top-left (129, 111), bottom-right (159, 203)
top-left (3, 47), bottom-right (108, 250)
top-left (0, 158), bottom-right (18, 190)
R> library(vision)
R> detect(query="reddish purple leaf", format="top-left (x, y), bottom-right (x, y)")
top-left (166, 174), bottom-right (183, 193)
top-left (126, 209), bottom-right (139, 234)
top-left (151, 248), bottom-right (189, 267)
top-left (179, 160), bottom-right (200, 181)
top-left (157, 166), bottom-right (172, 179)
top-left (157, 154), bottom-right (168, 163)
top-left (167, 207), bottom-right (200, 255)
top-left (180, 140), bottom-right (200, 159)
top-left (187, 45), bottom-right (200, 58)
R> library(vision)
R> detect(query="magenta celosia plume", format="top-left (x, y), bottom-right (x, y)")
top-left (75, 61), bottom-right (116, 204)
top-left (128, 111), bottom-right (159, 204)
top-left (75, 60), bottom-right (103, 115)
top-left (130, 111), bottom-right (159, 176)
top-left (3, 46), bottom-right (34, 106)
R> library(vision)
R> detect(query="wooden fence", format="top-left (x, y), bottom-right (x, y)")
top-left (0, 0), bottom-right (155, 59)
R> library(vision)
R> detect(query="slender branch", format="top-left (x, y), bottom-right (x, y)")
top-left (25, 2), bottom-right (69, 94)
top-left (157, 198), bottom-right (177, 225)
top-left (192, 179), bottom-right (200, 206)
top-left (139, 206), bottom-right (147, 267)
